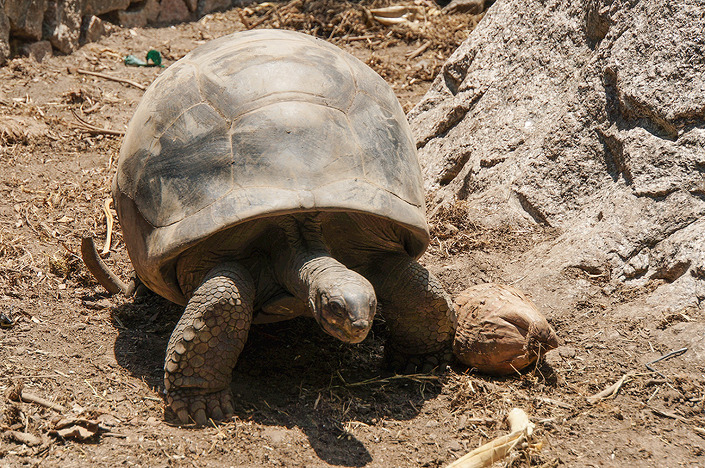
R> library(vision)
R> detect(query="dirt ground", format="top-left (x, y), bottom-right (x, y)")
top-left (0, 1), bottom-right (704, 467)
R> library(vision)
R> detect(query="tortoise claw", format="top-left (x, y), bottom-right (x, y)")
top-left (176, 408), bottom-right (190, 425)
top-left (193, 407), bottom-right (207, 426)
top-left (210, 406), bottom-right (224, 421)
top-left (167, 387), bottom-right (234, 425)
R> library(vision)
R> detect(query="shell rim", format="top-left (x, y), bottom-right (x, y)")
top-left (114, 179), bottom-right (430, 305)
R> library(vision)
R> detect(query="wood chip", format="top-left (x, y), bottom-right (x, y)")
top-left (447, 408), bottom-right (535, 468)
top-left (587, 373), bottom-right (632, 404)
top-left (101, 198), bottom-right (114, 255)
top-left (6, 430), bottom-right (43, 446)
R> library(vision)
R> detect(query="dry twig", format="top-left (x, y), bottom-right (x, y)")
top-left (406, 40), bottom-right (432, 59)
top-left (71, 110), bottom-right (125, 136)
top-left (22, 392), bottom-right (68, 413)
top-left (344, 35), bottom-right (378, 41)
top-left (7, 381), bottom-right (67, 413)
top-left (333, 372), bottom-right (439, 388)
top-left (645, 347), bottom-right (688, 378)
top-left (81, 236), bottom-right (128, 295)
top-left (588, 349), bottom-right (688, 405)
top-left (76, 68), bottom-right (147, 90)
top-left (101, 199), bottom-right (114, 255)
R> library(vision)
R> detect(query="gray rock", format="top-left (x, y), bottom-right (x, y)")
top-left (116, 0), bottom-right (158, 28)
top-left (409, 0), bottom-right (705, 310)
top-left (442, 0), bottom-right (487, 15)
top-left (0, 0), bottom-right (223, 62)
top-left (84, 0), bottom-right (128, 16)
top-left (43, 0), bottom-right (83, 53)
top-left (18, 38), bottom-right (51, 61)
top-left (81, 14), bottom-right (103, 42)
top-left (157, 0), bottom-right (191, 24)
top-left (0, 7), bottom-right (10, 65)
top-left (197, 0), bottom-right (230, 16)
top-left (5, 0), bottom-right (47, 40)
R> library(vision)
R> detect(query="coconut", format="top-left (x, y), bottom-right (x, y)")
top-left (453, 283), bottom-right (559, 375)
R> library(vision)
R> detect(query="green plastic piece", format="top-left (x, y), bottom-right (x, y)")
top-left (146, 49), bottom-right (164, 67)
top-left (124, 50), bottom-right (165, 68)
top-left (124, 54), bottom-right (147, 66)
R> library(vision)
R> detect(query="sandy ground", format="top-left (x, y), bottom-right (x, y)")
top-left (0, 2), bottom-right (704, 467)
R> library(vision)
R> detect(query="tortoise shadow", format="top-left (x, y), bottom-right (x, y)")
top-left (110, 294), bottom-right (441, 467)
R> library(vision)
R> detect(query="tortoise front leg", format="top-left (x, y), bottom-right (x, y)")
top-left (365, 254), bottom-right (455, 373)
top-left (165, 262), bottom-right (254, 425)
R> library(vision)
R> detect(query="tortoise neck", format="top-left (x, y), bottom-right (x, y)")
top-left (273, 215), bottom-right (349, 303)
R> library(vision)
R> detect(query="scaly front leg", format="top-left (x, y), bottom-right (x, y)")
top-left (165, 262), bottom-right (254, 425)
top-left (365, 254), bottom-right (455, 373)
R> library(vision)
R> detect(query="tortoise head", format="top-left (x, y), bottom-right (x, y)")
top-left (310, 272), bottom-right (377, 344)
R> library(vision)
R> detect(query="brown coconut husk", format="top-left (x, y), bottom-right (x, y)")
top-left (453, 283), bottom-right (560, 375)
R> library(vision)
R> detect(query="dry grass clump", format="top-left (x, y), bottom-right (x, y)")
top-left (239, 0), bottom-right (480, 51)
top-left (428, 200), bottom-right (487, 256)
top-left (0, 115), bottom-right (49, 145)
top-left (428, 199), bottom-right (560, 258)
top-left (235, 0), bottom-right (481, 92)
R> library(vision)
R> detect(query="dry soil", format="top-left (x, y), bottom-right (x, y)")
top-left (0, 2), bottom-right (704, 467)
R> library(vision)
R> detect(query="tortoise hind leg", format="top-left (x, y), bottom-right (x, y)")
top-left (165, 262), bottom-right (254, 425)
top-left (365, 254), bottom-right (455, 373)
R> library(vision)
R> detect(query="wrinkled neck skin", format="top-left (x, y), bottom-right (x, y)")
top-left (273, 215), bottom-right (376, 344)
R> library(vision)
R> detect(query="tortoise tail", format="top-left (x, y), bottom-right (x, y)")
top-left (81, 236), bottom-right (132, 295)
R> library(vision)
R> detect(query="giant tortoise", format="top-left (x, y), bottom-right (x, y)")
top-left (85, 29), bottom-right (456, 425)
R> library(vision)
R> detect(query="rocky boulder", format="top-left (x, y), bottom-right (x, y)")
top-left (83, 0), bottom-right (128, 16)
top-left (43, 0), bottom-right (83, 53)
top-left (6, 0), bottom-right (47, 40)
top-left (0, 7), bottom-right (9, 64)
top-left (410, 0), bottom-right (705, 311)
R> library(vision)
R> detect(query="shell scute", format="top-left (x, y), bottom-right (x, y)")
top-left (194, 35), bottom-right (356, 121)
top-left (135, 103), bottom-right (233, 227)
top-left (230, 101), bottom-right (362, 194)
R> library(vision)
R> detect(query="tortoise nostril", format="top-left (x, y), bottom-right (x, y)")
top-left (351, 319), bottom-right (369, 331)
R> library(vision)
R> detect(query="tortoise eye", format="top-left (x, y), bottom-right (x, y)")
top-left (329, 300), bottom-right (345, 317)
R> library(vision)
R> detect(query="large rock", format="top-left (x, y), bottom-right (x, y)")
top-left (18, 38), bottom-right (51, 60)
top-left (81, 14), bottom-right (104, 42)
top-left (196, 0), bottom-right (230, 16)
top-left (84, 0), bottom-right (128, 16)
top-left (157, 0), bottom-right (190, 24)
top-left (409, 0), bottom-right (705, 310)
top-left (116, 0), bottom-right (158, 28)
top-left (43, 0), bottom-right (84, 53)
top-left (0, 7), bottom-right (9, 64)
top-left (5, 0), bottom-right (47, 40)
top-left (0, 0), bottom-right (237, 63)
